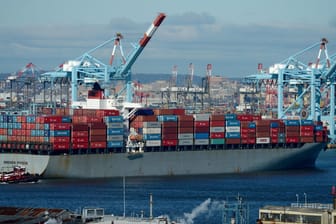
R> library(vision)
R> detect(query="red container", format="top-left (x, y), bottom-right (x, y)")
top-left (241, 137), bottom-right (256, 144)
top-left (300, 131), bottom-right (314, 137)
top-left (237, 114), bottom-right (253, 121)
top-left (90, 135), bottom-right (107, 142)
top-left (194, 121), bottom-right (210, 128)
top-left (256, 132), bottom-right (270, 138)
top-left (173, 109), bottom-right (185, 115)
top-left (72, 131), bottom-right (88, 137)
top-left (255, 120), bottom-right (271, 126)
top-left (161, 121), bottom-right (177, 128)
top-left (286, 136), bottom-right (300, 143)
top-left (162, 133), bottom-right (178, 140)
top-left (178, 121), bottom-right (194, 127)
top-left (72, 124), bottom-right (88, 131)
top-left (256, 126), bottom-right (270, 132)
top-left (301, 136), bottom-right (314, 143)
top-left (315, 131), bottom-right (324, 137)
top-left (72, 142), bottom-right (89, 149)
top-left (89, 122), bottom-right (106, 129)
top-left (194, 126), bottom-right (209, 133)
top-left (210, 115), bottom-right (225, 121)
top-left (161, 127), bottom-right (177, 134)
top-left (300, 126), bottom-right (314, 132)
top-left (252, 115), bottom-right (262, 121)
top-left (90, 129), bottom-right (106, 136)
top-left (50, 123), bottom-right (72, 130)
top-left (51, 137), bottom-right (70, 143)
top-left (162, 139), bottom-right (178, 146)
top-left (286, 130), bottom-right (299, 136)
top-left (72, 137), bottom-right (89, 143)
top-left (87, 116), bottom-right (103, 123)
top-left (271, 132), bottom-right (278, 138)
top-left (210, 132), bottom-right (225, 139)
top-left (178, 127), bottom-right (194, 133)
top-left (210, 120), bottom-right (225, 127)
top-left (90, 141), bottom-right (107, 148)
top-left (271, 137), bottom-right (279, 143)
top-left (226, 138), bottom-right (241, 144)
top-left (53, 142), bottom-right (70, 150)
top-left (241, 133), bottom-right (255, 138)
top-left (178, 115), bottom-right (194, 121)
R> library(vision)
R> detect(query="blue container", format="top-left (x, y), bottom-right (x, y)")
top-left (61, 116), bottom-right (72, 123)
top-left (143, 133), bottom-right (161, 140)
top-left (194, 132), bottom-right (209, 139)
top-left (157, 115), bottom-right (178, 122)
top-left (284, 120), bottom-right (300, 126)
top-left (27, 115), bottom-right (36, 123)
top-left (51, 130), bottom-right (71, 137)
top-left (248, 122), bottom-right (256, 128)
top-left (7, 129), bottom-right (13, 136)
top-left (44, 124), bottom-right (50, 130)
top-left (315, 125), bottom-right (323, 131)
top-left (226, 132), bottom-right (241, 138)
top-left (107, 128), bottom-right (124, 135)
top-left (300, 120), bottom-right (314, 126)
top-left (226, 120), bottom-right (240, 127)
top-left (104, 116), bottom-right (123, 123)
top-left (107, 141), bottom-right (124, 148)
top-left (225, 114), bottom-right (237, 120)
top-left (44, 130), bottom-right (50, 137)
top-left (135, 108), bottom-right (154, 116)
top-left (270, 122), bottom-right (279, 128)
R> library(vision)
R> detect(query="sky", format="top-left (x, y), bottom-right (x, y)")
top-left (0, 0), bottom-right (335, 78)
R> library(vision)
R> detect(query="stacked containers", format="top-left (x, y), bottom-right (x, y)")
top-left (194, 114), bottom-right (210, 145)
top-left (225, 114), bottom-right (241, 144)
top-left (270, 120), bottom-right (281, 144)
top-left (89, 122), bottom-right (107, 149)
top-left (143, 121), bottom-right (161, 147)
top-left (210, 115), bottom-right (225, 145)
top-left (240, 121), bottom-right (256, 144)
top-left (255, 119), bottom-right (270, 144)
top-left (49, 121), bottom-right (72, 150)
top-left (158, 115), bottom-right (178, 147)
top-left (285, 120), bottom-right (300, 143)
top-left (300, 120), bottom-right (315, 143)
top-left (105, 115), bottom-right (124, 148)
top-left (314, 122), bottom-right (327, 142)
top-left (178, 115), bottom-right (194, 146)
top-left (72, 124), bottom-right (89, 150)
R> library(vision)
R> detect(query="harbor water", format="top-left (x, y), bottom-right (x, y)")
top-left (0, 149), bottom-right (335, 224)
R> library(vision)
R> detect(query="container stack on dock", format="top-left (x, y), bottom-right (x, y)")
top-left (178, 114), bottom-right (194, 146)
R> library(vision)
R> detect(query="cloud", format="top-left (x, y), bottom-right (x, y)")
top-left (0, 12), bottom-right (335, 77)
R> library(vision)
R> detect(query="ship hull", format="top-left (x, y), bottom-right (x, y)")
top-left (0, 143), bottom-right (324, 178)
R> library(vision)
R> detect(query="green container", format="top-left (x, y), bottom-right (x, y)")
top-left (210, 138), bottom-right (225, 145)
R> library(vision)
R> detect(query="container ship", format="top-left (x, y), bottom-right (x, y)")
top-left (0, 89), bottom-right (328, 178)
top-left (0, 13), bottom-right (329, 178)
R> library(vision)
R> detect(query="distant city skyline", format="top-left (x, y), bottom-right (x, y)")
top-left (0, 0), bottom-right (335, 77)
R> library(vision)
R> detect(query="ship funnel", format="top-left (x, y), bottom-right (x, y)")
top-left (332, 186), bottom-right (336, 209)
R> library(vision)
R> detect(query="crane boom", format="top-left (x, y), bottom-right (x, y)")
top-left (116, 13), bottom-right (166, 77)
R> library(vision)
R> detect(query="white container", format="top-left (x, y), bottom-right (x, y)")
top-left (193, 113), bottom-right (210, 121)
top-left (178, 133), bottom-right (194, 139)
top-left (256, 137), bottom-right (270, 144)
top-left (178, 139), bottom-right (193, 145)
top-left (145, 140), bottom-right (161, 147)
top-left (226, 126), bottom-right (240, 132)
top-left (143, 122), bottom-right (161, 128)
top-left (107, 135), bottom-right (124, 141)
top-left (210, 126), bottom-right (225, 133)
top-left (143, 128), bottom-right (161, 134)
top-left (194, 139), bottom-right (209, 145)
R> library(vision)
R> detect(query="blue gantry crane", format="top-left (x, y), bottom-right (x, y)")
top-left (40, 13), bottom-right (166, 107)
top-left (244, 38), bottom-right (336, 142)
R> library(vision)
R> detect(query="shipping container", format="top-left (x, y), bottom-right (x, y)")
top-left (210, 138), bottom-right (225, 145)
top-left (194, 139), bottom-right (209, 145)
top-left (145, 140), bottom-right (161, 147)
top-left (178, 139), bottom-right (193, 145)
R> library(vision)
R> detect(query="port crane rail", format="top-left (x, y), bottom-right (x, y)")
top-left (39, 13), bottom-right (166, 105)
top-left (244, 39), bottom-right (336, 142)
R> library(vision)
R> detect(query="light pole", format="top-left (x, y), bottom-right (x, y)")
top-left (296, 194), bottom-right (299, 206)
top-left (304, 193), bottom-right (307, 205)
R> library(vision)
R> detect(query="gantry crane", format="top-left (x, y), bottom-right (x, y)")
top-left (244, 38), bottom-right (336, 142)
top-left (40, 13), bottom-right (166, 108)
